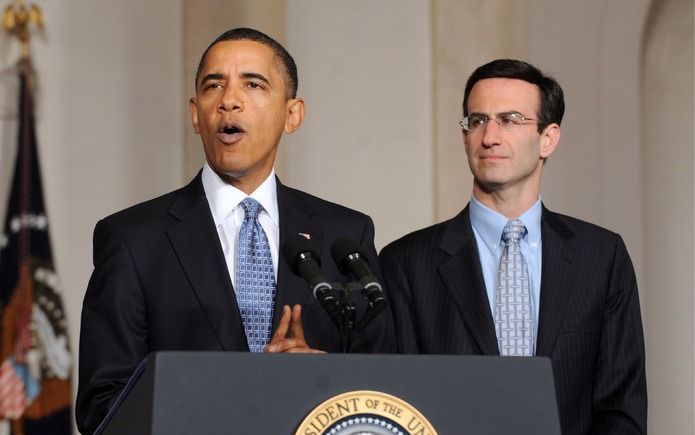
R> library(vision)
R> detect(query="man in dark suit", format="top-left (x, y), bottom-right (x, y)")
top-left (76, 28), bottom-right (394, 434)
top-left (380, 59), bottom-right (646, 435)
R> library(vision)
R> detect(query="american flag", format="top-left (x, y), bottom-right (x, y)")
top-left (0, 58), bottom-right (72, 434)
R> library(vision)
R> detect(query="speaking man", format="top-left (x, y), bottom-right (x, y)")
top-left (76, 28), bottom-right (394, 434)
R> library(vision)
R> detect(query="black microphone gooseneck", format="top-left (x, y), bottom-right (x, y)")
top-left (330, 238), bottom-right (388, 331)
top-left (281, 235), bottom-right (351, 352)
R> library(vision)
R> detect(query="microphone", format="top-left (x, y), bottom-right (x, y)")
top-left (330, 238), bottom-right (387, 329)
top-left (282, 235), bottom-right (341, 318)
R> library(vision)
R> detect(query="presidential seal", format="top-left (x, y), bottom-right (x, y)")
top-left (295, 390), bottom-right (437, 435)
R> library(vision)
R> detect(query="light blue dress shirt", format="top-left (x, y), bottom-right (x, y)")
top-left (469, 196), bottom-right (543, 330)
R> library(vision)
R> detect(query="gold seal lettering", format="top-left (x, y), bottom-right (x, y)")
top-left (296, 391), bottom-right (437, 435)
top-left (381, 400), bottom-right (403, 418)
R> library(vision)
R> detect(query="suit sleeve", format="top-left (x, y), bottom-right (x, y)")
top-left (379, 243), bottom-right (421, 354)
top-left (591, 235), bottom-right (647, 434)
top-left (75, 219), bottom-right (149, 435)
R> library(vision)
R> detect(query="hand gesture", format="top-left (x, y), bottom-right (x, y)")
top-left (264, 304), bottom-right (325, 353)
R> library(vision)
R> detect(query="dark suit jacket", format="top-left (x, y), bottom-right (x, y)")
top-left (76, 173), bottom-right (395, 434)
top-left (379, 205), bottom-right (646, 435)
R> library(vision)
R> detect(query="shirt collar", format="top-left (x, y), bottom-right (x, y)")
top-left (201, 163), bottom-right (279, 227)
top-left (469, 196), bottom-right (542, 253)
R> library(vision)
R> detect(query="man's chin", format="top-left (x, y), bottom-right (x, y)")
top-left (209, 164), bottom-right (245, 183)
top-left (474, 178), bottom-right (506, 194)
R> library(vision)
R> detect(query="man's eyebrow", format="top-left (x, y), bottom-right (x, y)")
top-left (467, 111), bottom-right (489, 117)
top-left (200, 73), bottom-right (225, 85)
top-left (240, 72), bottom-right (271, 86)
top-left (199, 71), bottom-right (272, 88)
top-left (468, 111), bottom-right (521, 117)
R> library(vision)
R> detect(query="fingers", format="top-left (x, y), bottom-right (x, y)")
top-left (264, 304), bottom-right (296, 352)
top-left (265, 338), bottom-right (309, 353)
top-left (264, 304), bottom-right (326, 353)
top-left (286, 347), bottom-right (325, 354)
top-left (288, 304), bottom-right (305, 340)
top-left (269, 305), bottom-right (292, 343)
top-left (266, 340), bottom-right (325, 353)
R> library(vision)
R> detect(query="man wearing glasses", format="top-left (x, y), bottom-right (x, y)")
top-left (379, 59), bottom-right (647, 435)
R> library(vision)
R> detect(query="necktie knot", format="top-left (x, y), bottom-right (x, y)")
top-left (501, 219), bottom-right (527, 245)
top-left (241, 197), bottom-right (262, 220)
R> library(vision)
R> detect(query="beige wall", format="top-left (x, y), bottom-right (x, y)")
top-left (280, 0), bottom-right (434, 248)
top-left (642, 0), bottom-right (694, 432)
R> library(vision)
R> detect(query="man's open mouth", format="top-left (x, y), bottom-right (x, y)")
top-left (217, 123), bottom-right (245, 143)
top-left (220, 124), bottom-right (243, 134)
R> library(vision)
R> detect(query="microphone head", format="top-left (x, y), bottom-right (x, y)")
top-left (282, 235), bottom-right (321, 275)
top-left (330, 238), bottom-right (368, 272)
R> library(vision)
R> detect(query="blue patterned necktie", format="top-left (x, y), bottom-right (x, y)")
top-left (495, 219), bottom-right (534, 356)
top-left (235, 198), bottom-right (276, 352)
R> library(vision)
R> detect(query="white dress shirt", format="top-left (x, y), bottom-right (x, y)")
top-left (201, 163), bottom-right (280, 287)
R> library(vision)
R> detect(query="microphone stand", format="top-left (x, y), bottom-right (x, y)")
top-left (324, 281), bottom-right (386, 353)
top-left (340, 285), bottom-right (356, 354)
top-left (324, 283), bottom-right (356, 353)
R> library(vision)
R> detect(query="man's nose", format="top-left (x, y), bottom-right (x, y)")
top-left (481, 118), bottom-right (502, 147)
top-left (219, 86), bottom-right (243, 112)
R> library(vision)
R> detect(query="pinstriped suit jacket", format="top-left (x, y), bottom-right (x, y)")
top-left (379, 205), bottom-right (646, 435)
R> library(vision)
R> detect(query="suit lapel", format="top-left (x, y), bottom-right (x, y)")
top-left (274, 179), bottom-right (324, 326)
top-left (438, 207), bottom-right (499, 355)
top-left (536, 207), bottom-right (577, 356)
top-left (165, 173), bottom-right (247, 351)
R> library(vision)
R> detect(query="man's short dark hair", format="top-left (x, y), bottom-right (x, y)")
top-left (194, 27), bottom-right (298, 99)
top-left (462, 59), bottom-right (564, 133)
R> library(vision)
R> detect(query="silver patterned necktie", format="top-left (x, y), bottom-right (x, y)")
top-left (235, 198), bottom-right (276, 352)
top-left (495, 219), bottom-right (534, 356)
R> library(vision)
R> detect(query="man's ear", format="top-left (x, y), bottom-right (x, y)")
top-left (539, 123), bottom-right (560, 159)
top-left (189, 97), bottom-right (200, 134)
top-left (284, 98), bottom-right (305, 134)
